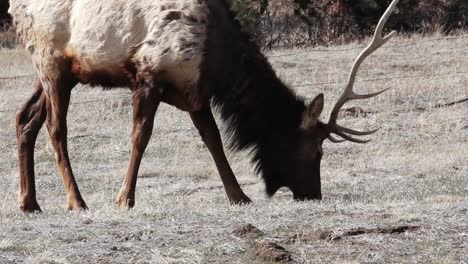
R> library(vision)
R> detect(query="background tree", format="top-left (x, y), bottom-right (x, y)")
top-left (0, 0), bottom-right (12, 30)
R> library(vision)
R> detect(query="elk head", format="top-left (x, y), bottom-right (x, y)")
top-left (265, 0), bottom-right (399, 200)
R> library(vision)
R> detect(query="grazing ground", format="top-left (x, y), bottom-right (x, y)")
top-left (0, 33), bottom-right (467, 263)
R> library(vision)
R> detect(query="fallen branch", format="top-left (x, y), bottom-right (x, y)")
top-left (0, 73), bottom-right (35, 80)
top-left (434, 97), bottom-right (468, 108)
top-left (333, 225), bottom-right (420, 240)
top-left (288, 225), bottom-right (420, 243)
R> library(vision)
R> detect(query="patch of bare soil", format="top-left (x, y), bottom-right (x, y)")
top-left (339, 106), bottom-right (369, 117)
top-left (234, 223), bottom-right (293, 262)
top-left (255, 242), bottom-right (293, 263)
top-left (234, 223), bottom-right (265, 240)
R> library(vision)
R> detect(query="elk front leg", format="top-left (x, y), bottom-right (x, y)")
top-left (190, 108), bottom-right (251, 204)
top-left (116, 86), bottom-right (161, 209)
top-left (44, 74), bottom-right (86, 210)
top-left (16, 81), bottom-right (47, 212)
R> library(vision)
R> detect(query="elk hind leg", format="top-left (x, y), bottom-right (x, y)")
top-left (16, 80), bottom-right (47, 212)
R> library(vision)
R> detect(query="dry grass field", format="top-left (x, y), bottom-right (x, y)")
top-left (0, 33), bottom-right (467, 263)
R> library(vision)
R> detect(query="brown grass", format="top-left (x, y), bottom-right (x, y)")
top-left (0, 27), bottom-right (16, 48)
top-left (0, 33), bottom-right (467, 263)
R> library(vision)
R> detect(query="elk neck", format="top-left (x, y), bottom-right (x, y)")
top-left (209, 49), bottom-right (306, 152)
top-left (197, 0), bottom-right (306, 175)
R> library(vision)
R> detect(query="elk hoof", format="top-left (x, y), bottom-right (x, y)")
top-left (115, 193), bottom-right (135, 209)
top-left (229, 193), bottom-right (252, 205)
top-left (19, 197), bottom-right (42, 213)
top-left (66, 197), bottom-right (88, 211)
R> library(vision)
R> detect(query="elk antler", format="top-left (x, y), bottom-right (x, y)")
top-left (326, 0), bottom-right (400, 143)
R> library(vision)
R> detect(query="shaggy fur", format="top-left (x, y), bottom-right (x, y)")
top-left (10, 0), bottom-right (208, 105)
top-left (203, 0), bottom-right (306, 148)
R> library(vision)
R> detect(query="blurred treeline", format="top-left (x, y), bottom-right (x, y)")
top-left (0, 0), bottom-right (10, 30)
top-left (1, 1), bottom-right (467, 48)
top-left (232, 0), bottom-right (468, 48)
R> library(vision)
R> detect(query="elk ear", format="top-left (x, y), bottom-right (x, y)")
top-left (301, 93), bottom-right (324, 130)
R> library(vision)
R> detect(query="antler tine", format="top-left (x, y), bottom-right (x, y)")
top-left (327, 126), bottom-right (378, 143)
top-left (336, 125), bottom-right (380, 136)
top-left (327, 135), bottom-right (345, 143)
top-left (326, 0), bottom-right (399, 144)
top-left (334, 130), bottom-right (371, 144)
top-left (348, 87), bottom-right (390, 100)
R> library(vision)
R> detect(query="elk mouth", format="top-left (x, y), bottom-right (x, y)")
top-left (263, 169), bottom-right (323, 201)
top-left (266, 181), bottom-right (322, 201)
top-left (293, 192), bottom-right (322, 201)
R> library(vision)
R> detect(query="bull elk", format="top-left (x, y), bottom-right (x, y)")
top-left (9, 0), bottom-right (399, 212)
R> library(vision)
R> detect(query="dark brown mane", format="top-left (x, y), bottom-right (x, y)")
top-left (201, 0), bottom-right (306, 179)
